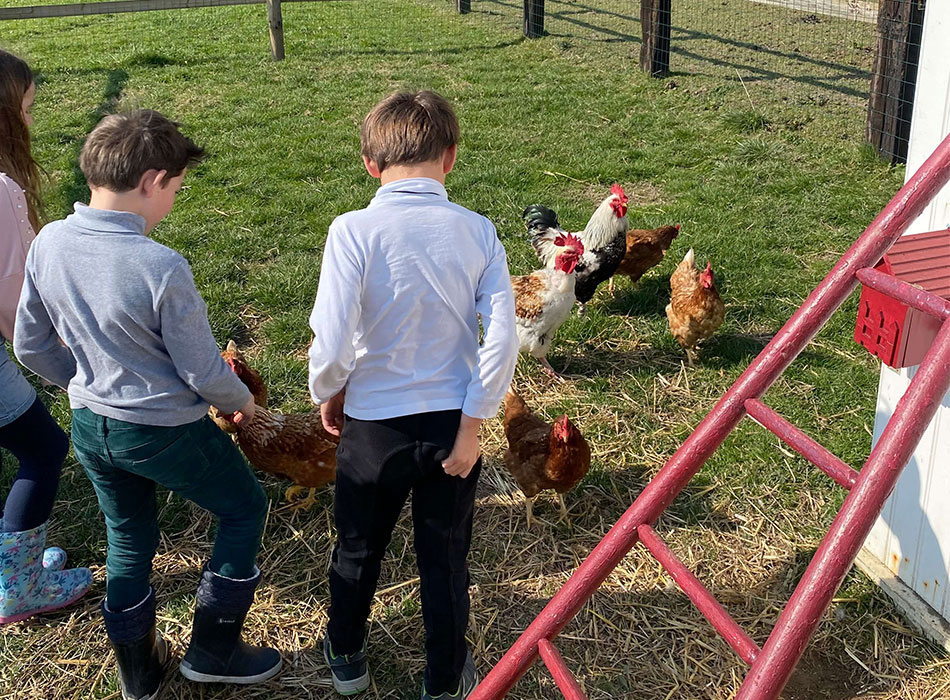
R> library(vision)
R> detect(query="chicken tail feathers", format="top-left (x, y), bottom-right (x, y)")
top-left (523, 204), bottom-right (565, 267)
top-left (504, 388), bottom-right (530, 420)
top-left (523, 204), bottom-right (559, 232)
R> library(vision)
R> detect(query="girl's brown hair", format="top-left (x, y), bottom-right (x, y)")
top-left (0, 49), bottom-right (43, 230)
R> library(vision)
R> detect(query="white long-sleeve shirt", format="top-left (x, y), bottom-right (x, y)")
top-left (308, 178), bottom-right (518, 421)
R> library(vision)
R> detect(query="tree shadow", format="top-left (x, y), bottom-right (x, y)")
top-left (481, 0), bottom-right (873, 100)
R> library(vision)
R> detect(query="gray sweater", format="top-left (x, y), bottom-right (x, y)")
top-left (14, 203), bottom-right (250, 426)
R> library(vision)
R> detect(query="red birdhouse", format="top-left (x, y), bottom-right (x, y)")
top-left (855, 229), bottom-right (950, 369)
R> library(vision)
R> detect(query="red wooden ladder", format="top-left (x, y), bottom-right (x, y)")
top-left (470, 132), bottom-right (950, 700)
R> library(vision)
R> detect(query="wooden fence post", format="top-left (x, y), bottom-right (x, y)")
top-left (640, 0), bottom-right (671, 77)
top-left (867, 0), bottom-right (926, 164)
top-left (523, 0), bottom-right (544, 38)
top-left (266, 0), bottom-right (284, 61)
top-left (457, 0), bottom-right (471, 14)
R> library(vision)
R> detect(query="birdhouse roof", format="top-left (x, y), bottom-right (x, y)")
top-left (884, 229), bottom-right (950, 300)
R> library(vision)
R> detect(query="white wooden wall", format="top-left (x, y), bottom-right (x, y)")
top-left (863, 2), bottom-right (950, 623)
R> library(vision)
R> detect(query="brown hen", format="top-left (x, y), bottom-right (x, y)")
top-left (209, 340), bottom-right (268, 433)
top-left (502, 389), bottom-right (591, 525)
top-left (608, 224), bottom-right (680, 295)
top-left (665, 248), bottom-right (725, 365)
top-left (226, 406), bottom-right (338, 511)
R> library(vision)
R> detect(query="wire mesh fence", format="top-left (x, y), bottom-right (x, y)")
top-left (463, 0), bottom-right (922, 164)
top-left (0, 0), bottom-right (926, 166)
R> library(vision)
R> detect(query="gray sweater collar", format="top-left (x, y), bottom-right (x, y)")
top-left (68, 202), bottom-right (147, 235)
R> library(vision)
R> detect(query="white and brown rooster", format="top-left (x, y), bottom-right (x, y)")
top-left (511, 228), bottom-right (585, 379)
top-left (525, 183), bottom-right (629, 314)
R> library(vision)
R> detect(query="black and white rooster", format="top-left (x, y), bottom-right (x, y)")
top-left (524, 184), bottom-right (629, 314)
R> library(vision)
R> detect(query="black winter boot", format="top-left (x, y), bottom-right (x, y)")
top-left (179, 566), bottom-right (281, 684)
top-left (101, 588), bottom-right (171, 700)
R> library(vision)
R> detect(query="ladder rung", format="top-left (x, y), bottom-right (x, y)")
top-left (637, 524), bottom-right (761, 665)
top-left (744, 398), bottom-right (859, 490)
top-left (537, 639), bottom-right (589, 700)
top-left (856, 266), bottom-right (950, 320)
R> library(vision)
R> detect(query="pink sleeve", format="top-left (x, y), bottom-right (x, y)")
top-left (0, 174), bottom-right (35, 342)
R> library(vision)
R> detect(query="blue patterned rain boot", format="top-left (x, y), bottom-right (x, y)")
top-left (43, 546), bottom-right (67, 571)
top-left (0, 522), bottom-right (93, 624)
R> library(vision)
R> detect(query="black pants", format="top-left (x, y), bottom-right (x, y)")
top-left (0, 397), bottom-right (69, 532)
top-left (328, 409), bottom-right (480, 695)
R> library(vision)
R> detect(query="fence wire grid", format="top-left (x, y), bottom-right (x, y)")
top-left (0, 0), bottom-right (925, 163)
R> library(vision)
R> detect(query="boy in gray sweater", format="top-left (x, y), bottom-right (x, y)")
top-left (14, 110), bottom-right (280, 700)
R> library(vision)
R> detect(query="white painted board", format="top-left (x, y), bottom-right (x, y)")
top-left (865, 1), bottom-right (950, 639)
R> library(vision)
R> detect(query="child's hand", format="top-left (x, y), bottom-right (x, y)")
top-left (442, 415), bottom-right (482, 478)
top-left (233, 395), bottom-right (256, 425)
top-left (321, 389), bottom-right (346, 436)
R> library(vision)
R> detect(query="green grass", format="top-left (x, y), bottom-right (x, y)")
top-left (2, 1), bottom-right (945, 698)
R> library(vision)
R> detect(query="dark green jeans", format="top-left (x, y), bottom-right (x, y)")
top-left (71, 409), bottom-right (268, 611)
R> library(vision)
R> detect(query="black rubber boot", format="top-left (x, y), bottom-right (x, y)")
top-left (101, 589), bottom-right (171, 700)
top-left (179, 566), bottom-right (281, 684)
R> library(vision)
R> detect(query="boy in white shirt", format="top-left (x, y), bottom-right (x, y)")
top-left (308, 90), bottom-right (518, 699)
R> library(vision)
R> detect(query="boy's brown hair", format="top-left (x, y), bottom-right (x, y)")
top-left (79, 109), bottom-right (205, 191)
top-left (360, 91), bottom-right (459, 173)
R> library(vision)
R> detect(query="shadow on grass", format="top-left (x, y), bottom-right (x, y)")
top-left (320, 36), bottom-right (524, 58)
top-left (603, 275), bottom-right (671, 317)
top-left (481, 0), bottom-right (871, 100)
top-left (53, 67), bottom-right (129, 212)
top-left (549, 334), bottom-right (769, 378)
top-left (472, 544), bottom-right (915, 699)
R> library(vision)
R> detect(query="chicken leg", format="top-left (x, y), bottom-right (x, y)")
top-left (285, 485), bottom-right (319, 512)
top-left (557, 493), bottom-right (569, 520)
top-left (685, 348), bottom-right (697, 367)
top-left (526, 495), bottom-right (537, 527)
top-left (538, 356), bottom-right (565, 382)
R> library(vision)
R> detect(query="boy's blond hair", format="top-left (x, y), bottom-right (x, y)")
top-left (80, 109), bottom-right (205, 192)
top-left (360, 91), bottom-right (459, 173)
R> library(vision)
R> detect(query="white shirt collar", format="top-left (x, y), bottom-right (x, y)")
top-left (372, 177), bottom-right (448, 203)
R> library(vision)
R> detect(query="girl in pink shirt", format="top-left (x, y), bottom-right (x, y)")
top-left (0, 49), bottom-right (91, 625)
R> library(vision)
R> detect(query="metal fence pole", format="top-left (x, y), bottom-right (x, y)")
top-left (457, 0), bottom-right (471, 14)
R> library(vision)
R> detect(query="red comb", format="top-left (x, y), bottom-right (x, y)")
top-left (675, 224), bottom-right (681, 230)
top-left (553, 232), bottom-right (584, 255)
top-left (610, 183), bottom-right (627, 201)
top-left (704, 262), bottom-right (712, 273)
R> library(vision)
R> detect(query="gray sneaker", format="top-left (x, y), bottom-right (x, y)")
top-left (323, 638), bottom-right (370, 695)
top-left (421, 651), bottom-right (478, 700)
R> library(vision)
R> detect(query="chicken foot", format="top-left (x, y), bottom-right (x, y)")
top-left (285, 485), bottom-right (319, 512)
top-left (538, 356), bottom-right (566, 383)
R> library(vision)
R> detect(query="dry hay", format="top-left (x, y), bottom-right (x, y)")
top-left (2, 366), bottom-right (948, 699)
